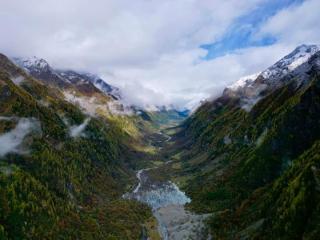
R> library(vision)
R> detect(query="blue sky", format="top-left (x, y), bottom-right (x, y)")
top-left (202, 0), bottom-right (304, 59)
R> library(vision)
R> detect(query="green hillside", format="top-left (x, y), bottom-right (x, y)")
top-left (166, 53), bottom-right (320, 239)
top-left (0, 54), bottom-right (156, 239)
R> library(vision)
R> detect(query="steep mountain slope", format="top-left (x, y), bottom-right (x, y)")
top-left (55, 69), bottom-right (121, 99)
top-left (13, 56), bottom-right (69, 88)
top-left (170, 45), bottom-right (320, 239)
top-left (13, 56), bottom-right (119, 98)
top-left (13, 56), bottom-right (185, 134)
top-left (14, 56), bottom-right (161, 141)
top-left (0, 53), bottom-right (157, 239)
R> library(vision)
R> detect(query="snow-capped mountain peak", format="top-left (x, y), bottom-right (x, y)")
top-left (13, 56), bottom-right (50, 72)
top-left (12, 56), bottom-right (121, 98)
top-left (261, 44), bottom-right (319, 82)
top-left (223, 44), bottom-right (320, 112)
top-left (83, 73), bottom-right (121, 99)
top-left (226, 44), bottom-right (320, 93)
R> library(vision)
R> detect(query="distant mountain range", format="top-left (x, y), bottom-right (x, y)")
top-left (13, 56), bottom-right (121, 99)
top-left (12, 56), bottom-right (189, 118)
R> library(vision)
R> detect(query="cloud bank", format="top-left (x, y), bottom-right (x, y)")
top-left (0, 0), bottom-right (319, 109)
top-left (0, 117), bottom-right (41, 156)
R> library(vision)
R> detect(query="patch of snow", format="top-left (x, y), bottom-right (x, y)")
top-left (227, 72), bottom-right (260, 91)
top-left (223, 45), bottom-right (320, 112)
top-left (288, 55), bottom-right (311, 71)
top-left (13, 56), bottom-right (49, 73)
top-left (261, 44), bottom-right (320, 83)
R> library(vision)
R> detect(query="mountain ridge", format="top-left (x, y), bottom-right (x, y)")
top-left (0, 51), bottom-right (168, 239)
top-left (13, 56), bottom-right (120, 97)
top-left (165, 44), bottom-right (320, 239)
top-left (222, 44), bottom-right (320, 111)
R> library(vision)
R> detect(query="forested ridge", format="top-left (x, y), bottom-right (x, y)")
top-left (0, 53), bottom-right (159, 239)
top-left (165, 49), bottom-right (320, 239)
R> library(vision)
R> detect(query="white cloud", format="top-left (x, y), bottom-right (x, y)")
top-left (0, 0), bottom-right (262, 68)
top-left (257, 0), bottom-right (320, 46)
top-left (0, 0), bottom-right (264, 108)
top-left (0, 0), bottom-right (319, 109)
top-left (0, 118), bottom-right (40, 156)
top-left (111, 44), bottom-right (291, 108)
top-left (69, 118), bottom-right (90, 138)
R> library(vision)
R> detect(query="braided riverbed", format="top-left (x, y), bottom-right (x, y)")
top-left (124, 166), bottom-right (211, 240)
